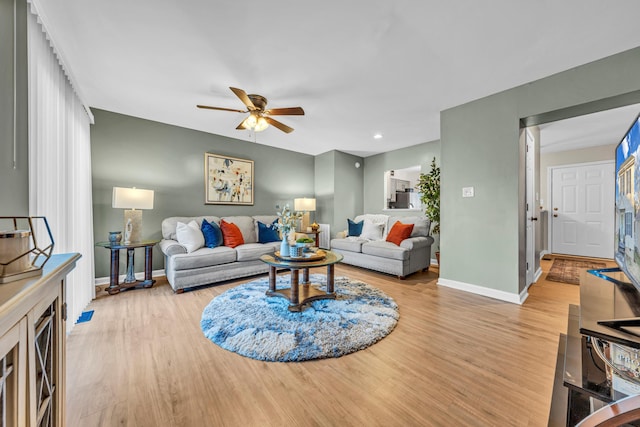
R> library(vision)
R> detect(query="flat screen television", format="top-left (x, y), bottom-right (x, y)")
top-left (615, 113), bottom-right (640, 290)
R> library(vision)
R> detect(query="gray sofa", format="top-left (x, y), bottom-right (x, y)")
top-left (159, 215), bottom-right (286, 292)
top-left (330, 214), bottom-right (433, 279)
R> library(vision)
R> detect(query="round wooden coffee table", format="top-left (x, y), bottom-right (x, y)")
top-left (259, 250), bottom-right (343, 312)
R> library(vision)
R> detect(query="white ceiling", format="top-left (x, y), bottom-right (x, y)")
top-left (34, 0), bottom-right (640, 157)
top-left (539, 104), bottom-right (640, 154)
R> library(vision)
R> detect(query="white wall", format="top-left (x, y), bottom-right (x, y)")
top-left (539, 144), bottom-right (616, 210)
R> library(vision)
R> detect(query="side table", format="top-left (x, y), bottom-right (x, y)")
top-left (95, 240), bottom-right (160, 295)
top-left (306, 230), bottom-right (322, 247)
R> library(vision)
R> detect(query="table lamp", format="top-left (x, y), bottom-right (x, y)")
top-left (112, 187), bottom-right (154, 244)
top-left (294, 197), bottom-right (316, 232)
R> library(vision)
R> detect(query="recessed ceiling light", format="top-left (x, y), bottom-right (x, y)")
top-left (373, 133), bottom-right (383, 139)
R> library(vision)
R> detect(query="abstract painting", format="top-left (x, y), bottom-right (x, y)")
top-left (205, 153), bottom-right (254, 205)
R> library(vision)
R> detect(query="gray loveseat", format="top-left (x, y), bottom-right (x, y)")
top-left (330, 214), bottom-right (433, 279)
top-left (159, 215), bottom-right (285, 292)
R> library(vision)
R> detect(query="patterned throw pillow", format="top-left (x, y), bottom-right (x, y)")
top-left (258, 219), bottom-right (280, 243)
top-left (347, 218), bottom-right (364, 237)
top-left (201, 219), bottom-right (222, 248)
top-left (220, 219), bottom-right (245, 248)
top-left (386, 221), bottom-right (415, 246)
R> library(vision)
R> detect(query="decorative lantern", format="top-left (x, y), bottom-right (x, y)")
top-left (0, 217), bottom-right (54, 283)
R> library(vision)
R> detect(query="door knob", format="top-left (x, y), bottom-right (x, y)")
top-left (553, 214), bottom-right (558, 217)
top-left (529, 217), bottom-right (538, 221)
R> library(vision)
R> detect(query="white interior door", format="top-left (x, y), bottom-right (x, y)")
top-left (551, 162), bottom-right (615, 258)
top-left (525, 129), bottom-right (536, 286)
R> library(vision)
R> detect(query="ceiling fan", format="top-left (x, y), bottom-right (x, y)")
top-left (197, 87), bottom-right (304, 134)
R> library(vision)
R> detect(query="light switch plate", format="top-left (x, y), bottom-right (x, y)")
top-left (462, 187), bottom-right (474, 198)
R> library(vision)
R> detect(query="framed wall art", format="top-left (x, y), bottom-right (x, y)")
top-left (204, 153), bottom-right (254, 205)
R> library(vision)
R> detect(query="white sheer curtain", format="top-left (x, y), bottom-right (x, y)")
top-left (27, 4), bottom-right (95, 333)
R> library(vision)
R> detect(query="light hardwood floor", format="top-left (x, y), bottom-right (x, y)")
top-left (66, 258), bottom-right (616, 427)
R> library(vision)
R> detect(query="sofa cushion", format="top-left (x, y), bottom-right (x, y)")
top-left (176, 221), bottom-right (205, 253)
top-left (220, 219), bottom-right (245, 248)
top-left (235, 243), bottom-right (276, 261)
top-left (201, 219), bottom-right (223, 248)
top-left (221, 216), bottom-right (257, 243)
top-left (360, 219), bottom-right (385, 241)
top-left (257, 219), bottom-right (280, 243)
top-left (386, 221), bottom-right (415, 246)
top-left (347, 218), bottom-right (364, 237)
top-left (388, 216), bottom-right (430, 237)
top-left (162, 216), bottom-right (220, 240)
top-left (331, 237), bottom-right (366, 253)
top-left (361, 240), bottom-right (410, 261)
top-left (170, 246), bottom-right (237, 270)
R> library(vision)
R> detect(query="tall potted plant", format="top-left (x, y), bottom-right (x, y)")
top-left (416, 157), bottom-right (440, 264)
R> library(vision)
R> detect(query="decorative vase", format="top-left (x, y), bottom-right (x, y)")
top-left (280, 234), bottom-right (290, 257)
top-left (109, 231), bottom-right (122, 245)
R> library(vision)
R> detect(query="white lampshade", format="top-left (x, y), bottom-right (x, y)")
top-left (112, 187), bottom-right (154, 210)
top-left (294, 198), bottom-right (316, 212)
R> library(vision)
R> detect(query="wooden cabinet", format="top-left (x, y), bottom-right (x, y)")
top-left (0, 253), bottom-right (79, 426)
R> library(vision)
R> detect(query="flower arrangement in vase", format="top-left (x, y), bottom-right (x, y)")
top-left (274, 204), bottom-right (303, 257)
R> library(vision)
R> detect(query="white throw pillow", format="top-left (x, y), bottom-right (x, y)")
top-left (360, 220), bottom-right (385, 241)
top-left (176, 220), bottom-right (205, 253)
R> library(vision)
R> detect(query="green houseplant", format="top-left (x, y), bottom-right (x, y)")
top-left (416, 157), bottom-right (440, 264)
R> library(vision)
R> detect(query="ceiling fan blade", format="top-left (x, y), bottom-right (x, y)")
top-left (197, 104), bottom-right (247, 113)
top-left (230, 87), bottom-right (256, 110)
top-left (264, 116), bottom-right (294, 133)
top-left (265, 107), bottom-right (305, 116)
top-left (236, 119), bottom-right (247, 130)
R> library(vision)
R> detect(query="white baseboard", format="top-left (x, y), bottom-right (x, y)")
top-left (534, 267), bottom-right (543, 283)
top-left (437, 278), bottom-right (528, 305)
top-left (540, 249), bottom-right (550, 259)
top-left (94, 269), bottom-right (166, 286)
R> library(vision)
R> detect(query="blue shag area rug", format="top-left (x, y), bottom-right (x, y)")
top-left (200, 274), bottom-right (399, 362)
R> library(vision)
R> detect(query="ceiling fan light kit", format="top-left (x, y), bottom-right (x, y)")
top-left (242, 113), bottom-right (269, 132)
top-left (197, 87), bottom-right (304, 134)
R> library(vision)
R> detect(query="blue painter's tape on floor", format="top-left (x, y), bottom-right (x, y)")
top-left (76, 310), bottom-right (94, 323)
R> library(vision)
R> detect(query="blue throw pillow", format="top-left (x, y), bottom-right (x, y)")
top-left (347, 218), bottom-right (363, 237)
top-left (201, 219), bottom-right (222, 248)
top-left (258, 220), bottom-right (280, 243)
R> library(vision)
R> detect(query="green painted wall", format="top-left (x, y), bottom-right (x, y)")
top-left (333, 151), bottom-right (364, 236)
top-left (363, 141), bottom-right (441, 257)
top-left (91, 109), bottom-right (315, 278)
top-left (0, 0), bottom-right (28, 215)
top-left (314, 151), bottom-right (334, 230)
top-left (440, 46), bottom-right (640, 297)
top-left (313, 150), bottom-right (364, 238)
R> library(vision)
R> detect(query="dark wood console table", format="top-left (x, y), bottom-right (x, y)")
top-left (259, 250), bottom-right (343, 312)
top-left (96, 240), bottom-right (159, 295)
top-left (549, 268), bottom-right (640, 426)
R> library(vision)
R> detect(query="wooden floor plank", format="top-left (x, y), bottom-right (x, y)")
top-left (66, 258), bottom-right (616, 426)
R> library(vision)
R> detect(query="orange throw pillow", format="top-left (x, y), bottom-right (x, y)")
top-left (220, 219), bottom-right (244, 248)
top-left (386, 221), bottom-right (414, 246)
